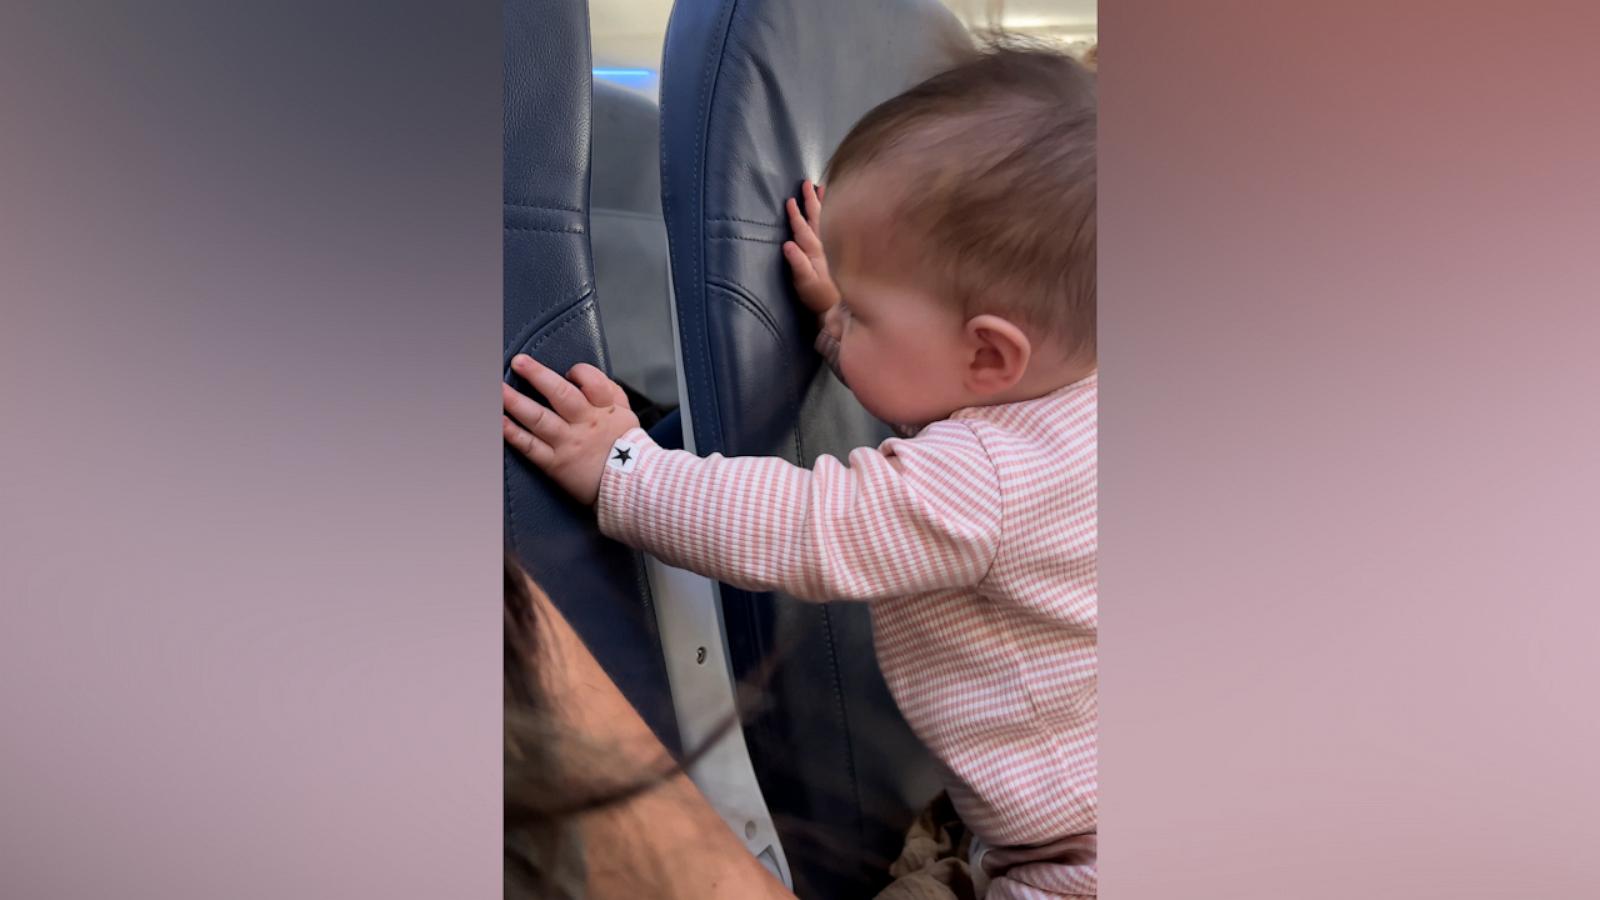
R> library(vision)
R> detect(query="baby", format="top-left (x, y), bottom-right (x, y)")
top-left (504, 45), bottom-right (1097, 900)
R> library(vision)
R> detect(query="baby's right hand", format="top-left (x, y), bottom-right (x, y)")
top-left (782, 179), bottom-right (841, 317)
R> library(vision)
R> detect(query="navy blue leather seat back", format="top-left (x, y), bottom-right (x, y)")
top-left (503, 0), bottom-right (677, 750)
top-left (660, 2), bottom-right (969, 895)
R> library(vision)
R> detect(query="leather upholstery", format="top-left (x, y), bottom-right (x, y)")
top-left (660, 1), bottom-right (969, 895)
top-left (503, 0), bottom-right (677, 751)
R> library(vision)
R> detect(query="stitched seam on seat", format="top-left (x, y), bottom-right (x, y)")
top-left (503, 201), bottom-right (585, 213)
top-left (703, 280), bottom-right (805, 468)
top-left (705, 215), bottom-right (782, 226)
top-left (527, 299), bottom-right (598, 356)
top-left (705, 277), bottom-right (784, 345)
top-left (503, 288), bottom-right (596, 370)
top-left (709, 276), bottom-right (805, 465)
top-left (592, 207), bottom-right (665, 223)
top-left (708, 233), bottom-right (781, 245)
top-left (702, 276), bottom-right (805, 480)
top-left (503, 450), bottom-right (520, 564)
top-left (505, 224), bottom-right (587, 235)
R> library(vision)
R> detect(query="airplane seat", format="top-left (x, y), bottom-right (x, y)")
top-left (503, 0), bottom-right (678, 752)
top-left (660, 1), bottom-right (971, 895)
top-left (590, 80), bottom-right (679, 414)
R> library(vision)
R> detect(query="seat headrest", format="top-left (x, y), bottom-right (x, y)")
top-left (661, 0), bottom-right (970, 455)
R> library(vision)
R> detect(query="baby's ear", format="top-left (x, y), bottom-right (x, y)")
top-left (963, 314), bottom-right (1032, 396)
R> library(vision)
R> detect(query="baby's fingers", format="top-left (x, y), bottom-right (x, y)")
top-left (504, 415), bottom-right (555, 467)
top-left (803, 179), bottom-right (823, 225)
top-left (786, 198), bottom-right (823, 256)
top-left (783, 240), bottom-right (817, 281)
top-left (503, 381), bottom-right (566, 443)
top-left (568, 362), bottom-right (629, 409)
top-left (511, 354), bottom-right (591, 422)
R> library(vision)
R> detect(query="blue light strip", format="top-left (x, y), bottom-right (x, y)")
top-left (592, 67), bottom-right (656, 88)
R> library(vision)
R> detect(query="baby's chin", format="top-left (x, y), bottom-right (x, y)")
top-left (859, 396), bottom-right (954, 431)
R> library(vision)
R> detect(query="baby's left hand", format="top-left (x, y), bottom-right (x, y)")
top-left (503, 354), bottom-right (639, 506)
top-left (783, 180), bottom-right (840, 319)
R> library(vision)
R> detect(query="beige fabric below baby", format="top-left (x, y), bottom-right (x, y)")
top-left (873, 793), bottom-right (980, 900)
top-left (873, 794), bottom-right (1096, 900)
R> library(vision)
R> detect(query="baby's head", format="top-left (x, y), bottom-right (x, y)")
top-left (819, 43), bottom-right (1096, 425)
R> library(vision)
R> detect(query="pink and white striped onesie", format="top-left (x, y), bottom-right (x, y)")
top-left (596, 373), bottom-right (1098, 899)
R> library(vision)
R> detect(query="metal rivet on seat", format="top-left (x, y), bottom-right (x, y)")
top-left (696, 646), bottom-right (707, 664)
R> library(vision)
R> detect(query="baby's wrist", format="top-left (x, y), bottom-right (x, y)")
top-left (595, 427), bottom-right (652, 537)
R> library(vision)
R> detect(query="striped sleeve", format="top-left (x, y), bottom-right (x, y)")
top-left (595, 421), bottom-right (1003, 603)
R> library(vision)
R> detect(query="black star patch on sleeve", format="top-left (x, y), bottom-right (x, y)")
top-left (606, 439), bottom-right (639, 474)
